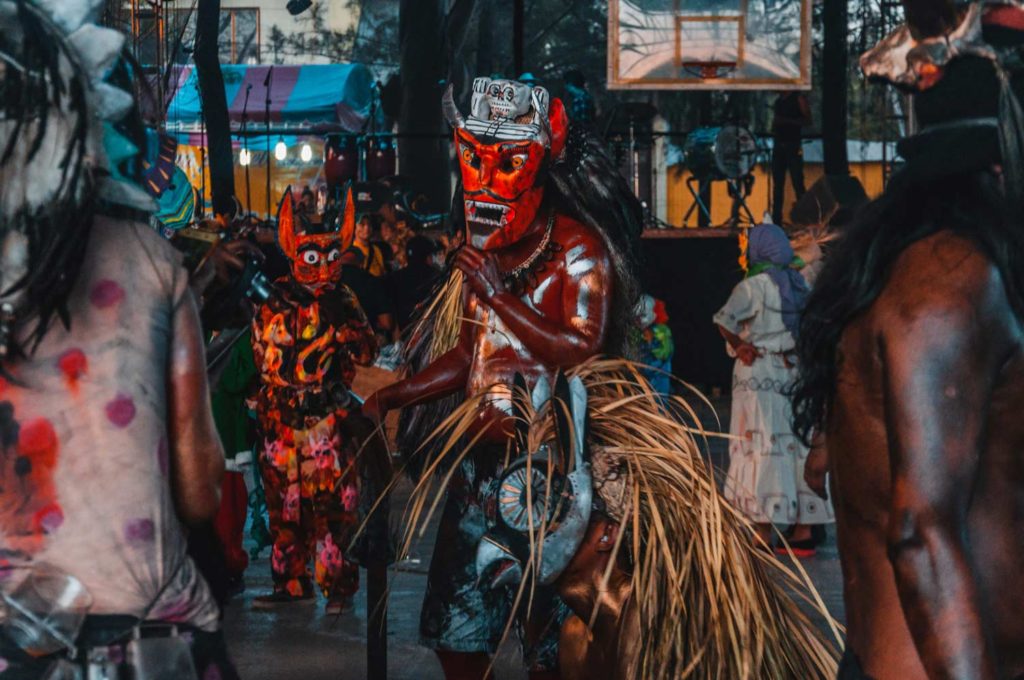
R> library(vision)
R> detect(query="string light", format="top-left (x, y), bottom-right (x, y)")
top-left (239, 148), bottom-right (251, 166)
top-left (300, 143), bottom-right (312, 163)
top-left (274, 138), bottom-right (287, 161)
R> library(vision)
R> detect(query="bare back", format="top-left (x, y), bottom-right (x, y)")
top-left (829, 231), bottom-right (1024, 679)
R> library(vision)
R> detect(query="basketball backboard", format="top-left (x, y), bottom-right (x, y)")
top-left (608, 0), bottom-right (812, 90)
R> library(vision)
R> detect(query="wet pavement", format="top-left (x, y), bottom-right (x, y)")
top-left (223, 398), bottom-right (846, 679)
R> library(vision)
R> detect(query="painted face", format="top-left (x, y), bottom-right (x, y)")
top-left (292, 234), bottom-right (343, 288)
top-left (278, 184), bottom-right (355, 290)
top-left (456, 127), bottom-right (547, 250)
top-left (443, 77), bottom-right (569, 251)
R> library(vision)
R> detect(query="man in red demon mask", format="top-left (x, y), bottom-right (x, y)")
top-left (365, 77), bottom-right (642, 679)
top-left (250, 186), bottom-right (378, 613)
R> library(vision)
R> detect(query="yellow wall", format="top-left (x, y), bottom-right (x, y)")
top-left (664, 161), bottom-right (886, 227)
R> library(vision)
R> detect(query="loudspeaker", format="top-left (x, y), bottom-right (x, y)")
top-left (790, 174), bottom-right (868, 228)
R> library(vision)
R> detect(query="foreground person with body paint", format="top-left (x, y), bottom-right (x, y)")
top-left (792, 2), bottom-right (1024, 678)
top-left (364, 77), bottom-right (642, 679)
top-left (468, 362), bottom-right (840, 679)
top-left (0, 0), bottom-right (235, 677)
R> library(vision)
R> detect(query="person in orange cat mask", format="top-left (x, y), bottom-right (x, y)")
top-left (250, 184), bottom-right (378, 613)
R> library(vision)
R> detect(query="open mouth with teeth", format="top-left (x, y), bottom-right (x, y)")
top-left (465, 200), bottom-right (512, 228)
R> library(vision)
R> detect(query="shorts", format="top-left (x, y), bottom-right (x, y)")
top-left (418, 456), bottom-right (567, 671)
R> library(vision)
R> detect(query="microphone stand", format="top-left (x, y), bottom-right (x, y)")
top-left (242, 83), bottom-right (253, 224)
top-left (264, 66), bottom-right (273, 223)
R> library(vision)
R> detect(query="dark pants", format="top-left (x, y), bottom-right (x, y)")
top-left (419, 456), bottom-right (566, 671)
top-left (772, 140), bottom-right (806, 224)
top-left (0, 616), bottom-right (238, 680)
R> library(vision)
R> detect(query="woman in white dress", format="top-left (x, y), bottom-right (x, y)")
top-left (713, 224), bottom-right (833, 555)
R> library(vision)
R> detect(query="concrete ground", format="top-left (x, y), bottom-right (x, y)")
top-left (223, 398), bottom-right (846, 679)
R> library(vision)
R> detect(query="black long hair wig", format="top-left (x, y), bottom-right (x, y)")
top-left (1, 0), bottom-right (94, 361)
top-left (790, 166), bottom-right (1024, 445)
top-left (1, 1), bottom-right (150, 363)
top-left (548, 122), bottom-right (644, 357)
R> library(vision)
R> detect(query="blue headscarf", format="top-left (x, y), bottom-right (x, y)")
top-left (746, 223), bottom-right (810, 338)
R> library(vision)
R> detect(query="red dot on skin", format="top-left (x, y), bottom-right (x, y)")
top-left (90, 280), bottom-right (125, 309)
top-left (17, 418), bottom-right (58, 470)
top-left (57, 349), bottom-right (88, 383)
top-left (32, 502), bottom-right (64, 535)
top-left (105, 394), bottom-right (136, 428)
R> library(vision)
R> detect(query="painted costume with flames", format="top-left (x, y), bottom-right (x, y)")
top-left (250, 186), bottom-right (377, 603)
top-left (370, 77), bottom-right (642, 669)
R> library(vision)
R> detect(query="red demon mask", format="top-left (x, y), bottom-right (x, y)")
top-left (444, 78), bottom-right (568, 250)
top-left (278, 184), bottom-right (355, 290)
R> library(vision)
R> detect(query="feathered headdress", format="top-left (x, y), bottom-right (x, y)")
top-left (861, 1), bottom-right (1024, 199)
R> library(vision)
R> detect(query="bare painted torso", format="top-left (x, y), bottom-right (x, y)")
top-left (464, 218), bottom-right (611, 440)
top-left (828, 232), bottom-right (1024, 679)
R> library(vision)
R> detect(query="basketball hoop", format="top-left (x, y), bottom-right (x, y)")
top-left (681, 61), bottom-right (738, 80)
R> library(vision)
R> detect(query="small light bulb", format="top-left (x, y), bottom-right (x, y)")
top-left (239, 148), bottom-right (251, 166)
top-left (300, 143), bottom-right (312, 163)
top-left (274, 139), bottom-right (287, 161)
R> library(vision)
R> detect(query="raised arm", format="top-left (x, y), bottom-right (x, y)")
top-left (363, 289), bottom-right (474, 420)
top-left (168, 289), bottom-right (225, 526)
top-left (335, 284), bottom-right (379, 367)
top-left (879, 240), bottom-right (1015, 680)
top-left (454, 240), bottom-right (611, 367)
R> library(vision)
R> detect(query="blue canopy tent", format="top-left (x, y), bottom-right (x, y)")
top-left (163, 63), bottom-right (376, 135)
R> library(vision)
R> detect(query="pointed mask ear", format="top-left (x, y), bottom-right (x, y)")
top-left (340, 182), bottom-right (356, 251)
top-left (277, 186), bottom-right (296, 258)
top-left (550, 372), bottom-right (575, 474)
top-left (548, 98), bottom-right (569, 160)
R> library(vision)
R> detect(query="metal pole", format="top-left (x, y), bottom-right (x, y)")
top-left (242, 84), bottom-right (252, 221)
top-left (366, 500), bottom-right (389, 680)
top-left (265, 66), bottom-right (273, 222)
top-left (513, 0), bottom-right (524, 76)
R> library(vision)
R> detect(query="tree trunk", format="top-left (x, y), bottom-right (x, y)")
top-left (513, 0), bottom-right (524, 75)
top-left (821, 0), bottom-right (849, 176)
top-left (476, 0), bottom-right (495, 77)
top-left (398, 0), bottom-right (450, 211)
top-left (194, 0), bottom-right (235, 218)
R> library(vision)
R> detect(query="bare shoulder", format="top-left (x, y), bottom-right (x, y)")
top-left (873, 231), bottom-right (1017, 342)
top-left (553, 214), bottom-right (610, 264)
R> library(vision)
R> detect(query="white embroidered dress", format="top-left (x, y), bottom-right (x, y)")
top-left (713, 273), bottom-right (834, 526)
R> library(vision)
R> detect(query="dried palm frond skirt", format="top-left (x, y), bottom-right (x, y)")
top-left (397, 357), bottom-right (842, 680)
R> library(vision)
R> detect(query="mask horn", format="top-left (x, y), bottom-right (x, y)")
top-left (277, 185), bottom-right (296, 258)
top-left (550, 372), bottom-right (575, 474)
top-left (442, 83), bottom-right (466, 129)
top-left (340, 182), bottom-right (356, 251)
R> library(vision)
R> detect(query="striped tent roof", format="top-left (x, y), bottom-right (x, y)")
top-left (162, 63), bottom-right (375, 134)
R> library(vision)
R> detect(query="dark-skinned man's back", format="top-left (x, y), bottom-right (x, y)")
top-left (828, 231), bottom-right (1024, 680)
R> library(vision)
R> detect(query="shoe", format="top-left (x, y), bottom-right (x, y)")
top-left (774, 539), bottom-right (816, 559)
top-left (325, 595), bottom-right (354, 616)
top-left (252, 590), bottom-right (315, 609)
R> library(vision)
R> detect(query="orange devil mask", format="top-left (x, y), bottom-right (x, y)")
top-left (277, 184), bottom-right (355, 289)
top-left (444, 78), bottom-right (568, 250)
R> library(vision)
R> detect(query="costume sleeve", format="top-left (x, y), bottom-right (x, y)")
top-left (713, 277), bottom-right (761, 334)
top-left (335, 285), bottom-right (378, 367)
